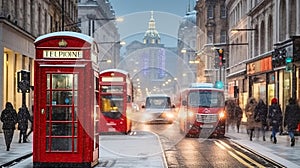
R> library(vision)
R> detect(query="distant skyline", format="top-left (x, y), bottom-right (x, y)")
top-left (109, 0), bottom-right (197, 47)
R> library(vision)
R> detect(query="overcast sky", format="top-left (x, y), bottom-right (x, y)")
top-left (109, 0), bottom-right (196, 47)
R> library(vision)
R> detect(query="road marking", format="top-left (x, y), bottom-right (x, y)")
top-left (228, 151), bottom-right (254, 167)
top-left (215, 140), bottom-right (265, 168)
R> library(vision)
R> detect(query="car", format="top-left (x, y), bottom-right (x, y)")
top-left (141, 94), bottom-right (176, 124)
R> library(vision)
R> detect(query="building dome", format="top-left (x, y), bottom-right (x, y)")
top-left (182, 10), bottom-right (197, 26)
top-left (143, 11), bottom-right (160, 44)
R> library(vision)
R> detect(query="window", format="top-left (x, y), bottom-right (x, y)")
top-left (220, 30), bottom-right (227, 43)
top-left (220, 5), bottom-right (226, 18)
top-left (207, 5), bottom-right (214, 19)
top-left (207, 31), bottom-right (214, 44)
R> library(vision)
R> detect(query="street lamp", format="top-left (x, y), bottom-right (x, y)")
top-left (98, 41), bottom-right (126, 69)
top-left (230, 28), bottom-right (257, 33)
top-left (100, 59), bottom-right (112, 63)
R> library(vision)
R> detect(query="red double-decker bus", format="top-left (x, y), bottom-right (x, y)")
top-left (178, 83), bottom-right (226, 138)
top-left (98, 69), bottom-right (133, 134)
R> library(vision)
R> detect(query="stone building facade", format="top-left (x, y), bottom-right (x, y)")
top-left (226, 0), bottom-right (300, 112)
top-left (195, 0), bottom-right (228, 85)
top-left (0, 0), bottom-right (78, 131)
top-left (78, 0), bottom-right (120, 71)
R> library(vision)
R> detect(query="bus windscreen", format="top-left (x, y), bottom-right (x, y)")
top-left (188, 90), bottom-right (224, 108)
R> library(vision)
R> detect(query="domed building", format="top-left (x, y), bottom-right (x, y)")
top-left (143, 11), bottom-right (161, 45)
top-left (120, 11), bottom-right (178, 100)
top-left (177, 6), bottom-right (204, 86)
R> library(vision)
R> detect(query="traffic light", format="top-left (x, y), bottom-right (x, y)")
top-left (216, 49), bottom-right (225, 67)
top-left (215, 81), bottom-right (224, 89)
top-left (17, 70), bottom-right (31, 93)
top-left (285, 56), bottom-right (293, 71)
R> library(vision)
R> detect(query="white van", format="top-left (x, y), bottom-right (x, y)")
top-left (141, 94), bottom-right (176, 124)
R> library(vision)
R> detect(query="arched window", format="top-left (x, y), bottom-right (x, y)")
top-left (289, 0), bottom-right (296, 35)
top-left (254, 25), bottom-right (259, 56)
top-left (279, 0), bottom-right (287, 41)
top-left (30, 0), bottom-right (35, 34)
top-left (267, 16), bottom-right (273, 51)
top-left (260, 21), bottom-right (265, 54)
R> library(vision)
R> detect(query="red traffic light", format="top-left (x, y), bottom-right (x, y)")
top-left (216, 49), bottom-right (225, 66)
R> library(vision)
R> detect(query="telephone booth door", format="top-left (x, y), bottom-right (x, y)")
top-left (35, 67), bottom-right (85, 164)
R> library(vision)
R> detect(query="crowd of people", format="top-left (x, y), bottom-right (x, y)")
top-left (225, 97), bottom-right (300, 147)
top-left (1, 102), bottom-right (33, 151)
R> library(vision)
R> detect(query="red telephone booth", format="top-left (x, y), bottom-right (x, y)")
top-left (33, 31), bottom-right (100, 168)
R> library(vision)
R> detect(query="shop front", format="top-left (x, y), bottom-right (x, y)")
top-left (226, 69), bottom-right (247, 109)
top-left (246, 55), bottom-right (273, 105)
top-left (272, 36), bottom-right (300, 132)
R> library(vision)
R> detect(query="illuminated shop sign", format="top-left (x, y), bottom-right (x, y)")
top-left (43, 50), bottom-right (83, 58)
top-left (247, 56), bottom-right (272, 75)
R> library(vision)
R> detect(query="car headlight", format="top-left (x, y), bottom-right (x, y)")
top-left (219, 110), bottom-right (225, 119)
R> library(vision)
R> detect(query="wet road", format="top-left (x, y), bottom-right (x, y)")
top-left (131, 112), bottom-right (283, 168)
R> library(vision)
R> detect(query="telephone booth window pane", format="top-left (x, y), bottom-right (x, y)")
top-left (51, 138), bottom-right (72, 151)
top-left (52, 123), bottom-right (72, 136)
top-left (73, 91), bottom-right (78, 106)
top-left (74, 107), bottom-right (78, 121)
top-left (74, 123), bottom-right (77, 136)
top-left (52, 91), bottom-right (73, 105)
top-left (52, 74), bottom-right (74, 89)
top-left (47, 91), bottom-right (50, 104)
top-left (52, 107), bottom-right (72, 121)
top-left (47, 74), bottom-right (50, 89)
top-left (74, 74), bottom-right (78, 89)
top-left (74, 138), bottom-right (77, 152)
top-left (46, 107), bottom-right (50, 120)
top-left (46, 122), bottom-right (50, 135)
top-left (46, 138), bottom-right (49, 151)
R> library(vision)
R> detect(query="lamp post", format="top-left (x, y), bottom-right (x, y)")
top-left (98, 41), bottom-right (126, 69)
top-left (227, 28), bottom-right (257, 103)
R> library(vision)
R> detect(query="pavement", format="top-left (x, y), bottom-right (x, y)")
top-left (0, 125), bottom-right (300, 168)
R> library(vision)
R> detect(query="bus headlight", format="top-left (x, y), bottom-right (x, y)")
top-left (219, 111), bottom-right (225, 119)
top-left (165, 113), bottom-right (174, 119)
top-left (188, 111), bottom-right (194, 118)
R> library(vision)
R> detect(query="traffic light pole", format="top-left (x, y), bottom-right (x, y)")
top-left (22, 92), bottom-right (26, 107)
top-left (219, 66), bottom-right (222, 81)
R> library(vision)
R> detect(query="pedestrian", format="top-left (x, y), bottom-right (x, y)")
top-left (26, 105), bottom-right (33, 142)
top-left (268, 98), bottom-right (283, 144)
top-left (1, 102), bottom-right (17, 151)
top-left (245, 97), bottom-right (259, 141)
top-left (255, 99), bottom-right (268, 141)
top-left (17, 104), bottom-right (30, 143)
top-left (234, 103), bottom-right (243, 133)
top-left (284, 97), bottom-right (300, 147)
top-left (225, 99), bottom-right (236, 132)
